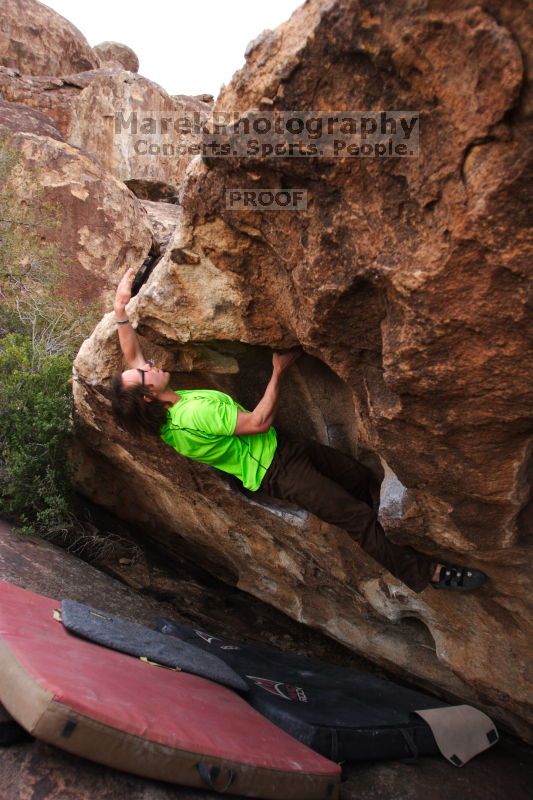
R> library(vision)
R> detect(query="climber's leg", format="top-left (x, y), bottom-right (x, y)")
top-left (260, 433), bottom-right (434, 592)
top-left (297, 440), bottom-right (488, 591)
top-left (298, 437), bottom-right (379, 508)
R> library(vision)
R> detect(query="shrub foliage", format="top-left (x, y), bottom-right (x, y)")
top-left (0, 333), bottom-right (75, 536)
top-left (0, 134), bottom-right (100, 544)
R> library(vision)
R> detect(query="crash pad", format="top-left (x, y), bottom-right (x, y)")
top-left (0, 581), bottom-right (341, 799)
top-left (157, 618), bottom-right (450, 762)
top-left (60, 599), bottom-right (248, 692)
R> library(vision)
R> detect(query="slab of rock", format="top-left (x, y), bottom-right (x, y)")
top-left (0, 67), bottom-right (211, 188)
top-left (65, 71), bottom-right (187, 186)
top-left (191, 93), bottom-right (214, 104)
top-left (0, 0), bottom-right (100, 76)
top-left (1, 109), bottom-right (152, 309)
top-left (0, 95), bottom-right (64, 139)
top-left (94, 41), bottom-right (140, 73)
top-left (139, 199), bottom-right (182, 252)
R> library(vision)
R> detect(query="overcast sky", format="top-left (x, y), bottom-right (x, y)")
top-left (43, 0), bottom-right (304, 98)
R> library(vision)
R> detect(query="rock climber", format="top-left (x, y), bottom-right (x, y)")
top-left (110, 267), bottom-right (487, 594)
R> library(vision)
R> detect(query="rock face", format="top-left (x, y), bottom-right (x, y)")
top-left (0, 65), bottom-right (212, 191)
top-left (0, 1), bottom-right (211, 194)
top-left (0, 94), bottom-right (64, 139)
top-left (0, 64), bottom-right (211, 191)
top-left (93, 41), bottom-right (140, 72)
top-left (70, 0), bottom-right (533, 744)
top-left (0, 0), bottom-right (100, 76)
top-left (0, 1), bottom-right (210, 309)
top-left (0, 105), bottom-right (152, 309)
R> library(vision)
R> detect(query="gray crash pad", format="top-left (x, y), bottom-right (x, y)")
top-left (60, 600), bottom-right (248, 693)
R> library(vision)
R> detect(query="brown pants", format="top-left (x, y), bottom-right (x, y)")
top-left (258, 431), bottom-right (435, 593)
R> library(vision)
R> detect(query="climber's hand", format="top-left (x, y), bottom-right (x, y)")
top-left (272, 347), bottom-right (303, 376)
top-left (115, 267), bottom-right (136, 310)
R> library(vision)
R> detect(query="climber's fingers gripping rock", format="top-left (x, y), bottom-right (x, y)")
top-left (272, 346), bottom-right (304, 376)
top-left (115, 267), bottom-right (136, 308)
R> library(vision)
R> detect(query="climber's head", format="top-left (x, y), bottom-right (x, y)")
top-left (110, 363), bottom-right (171, 435)
top-left (121, 363), bottom-right (171, 397)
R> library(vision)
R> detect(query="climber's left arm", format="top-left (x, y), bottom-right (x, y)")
top-left (114, 267), bottom-right (146, 368)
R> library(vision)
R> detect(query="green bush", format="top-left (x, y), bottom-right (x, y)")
top-left (0, 333), bottom-right (75, 537)
top-left (0, 134), bottom-right (102, 543)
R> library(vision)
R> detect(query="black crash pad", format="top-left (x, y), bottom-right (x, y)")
top-left (156, 619), bottom-right (449, 762)
top-left (60, 600), bottom-right (248, 693)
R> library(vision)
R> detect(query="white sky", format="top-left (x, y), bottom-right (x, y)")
top-left (43, 0), bottom-right (304, 98)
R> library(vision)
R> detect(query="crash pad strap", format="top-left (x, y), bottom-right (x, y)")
top-left (399, 728), bottom-right (419, 762)
top-left (412, 705), bottom-right (498, 766)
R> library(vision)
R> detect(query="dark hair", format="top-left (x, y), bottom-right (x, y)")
top-left (110, 372), bottom-right (169, 436)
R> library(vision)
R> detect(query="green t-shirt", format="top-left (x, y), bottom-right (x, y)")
top-left (159, 389), bottom-right (278, 491)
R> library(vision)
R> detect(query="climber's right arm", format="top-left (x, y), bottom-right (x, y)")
top-left (114, 267), bottom-right (146, 368)
top-left (233, 348), bottom-right (303, 436)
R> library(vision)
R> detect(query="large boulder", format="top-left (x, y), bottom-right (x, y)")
top-left (0, 94), bottom-right (64, 139)
top-left (0, 66), bottom-right (212, 190)
top-left (0, 0), bottom-right (100, 76)
top-left (67, 0), bottom-right (531, 743)
top-left (93, 41), bottom-right (140, 73)
top-left (1, 103), bottom-right (152, 310)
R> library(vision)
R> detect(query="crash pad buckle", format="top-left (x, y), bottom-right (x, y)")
top-left (196, 762), bottom-right (236, 792)
top-left (139, 656), bottom-right (181, 671)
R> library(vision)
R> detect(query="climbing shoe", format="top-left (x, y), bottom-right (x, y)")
top-left (429, 563), bottom-right (487, 591)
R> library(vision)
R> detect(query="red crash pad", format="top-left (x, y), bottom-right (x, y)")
top-left (0, 581), bottom-right (340, 799)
